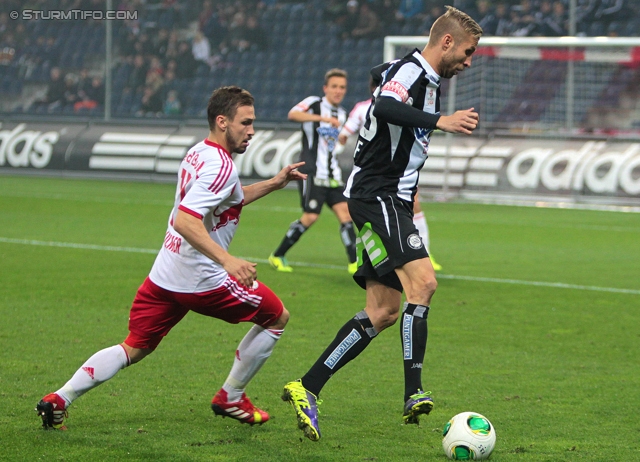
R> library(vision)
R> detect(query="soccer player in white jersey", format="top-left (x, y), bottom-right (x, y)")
top-left (269, 69), bottom-right (359, 275)
top-left (338, 79), bottom-right (443, 271)
top-left (282, 7), bottom-right (482, 441)
top-left (36, 86), bottom-right (306, 430)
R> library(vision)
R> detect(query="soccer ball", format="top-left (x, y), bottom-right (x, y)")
top-left (442, 412), bottom-right (496, 460)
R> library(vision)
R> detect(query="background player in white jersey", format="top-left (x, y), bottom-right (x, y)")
top-left (36, 86), bottom-right (306, 430)
top-left (338, 78), bottom-right (443, 271)
top-left (269, 69), bottom-right (358, 275)
top-left (282, 7), bottom-right (482, 441)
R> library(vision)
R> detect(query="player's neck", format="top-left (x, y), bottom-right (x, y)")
top-left (206, 132), bottom-right (230, 153)
top-left (421, 49), bottom-right (442, 77)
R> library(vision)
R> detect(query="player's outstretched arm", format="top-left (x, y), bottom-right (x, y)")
top-left (242, 162), bottom-right (307, 205)
top-left (289, 110), bottom-right (341, 127)
top-left (436, 108), bottom-right (479, 135)
top-left (174, 210), bottom-right (257, 287)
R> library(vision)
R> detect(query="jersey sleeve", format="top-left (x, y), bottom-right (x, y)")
top-left (179, 154), bottom-right (237, 219)
top-left (341, 101), bottom-right (370, 136)
top-left (380, 62), bottom-right (423, 103)
top-left (290, 95), bottom-right (321, 113)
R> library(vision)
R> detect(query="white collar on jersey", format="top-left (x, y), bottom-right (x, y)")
top-left (321, 96), bottom-right (341, 109)
top-left (412, 50), bottom-right (440, 85)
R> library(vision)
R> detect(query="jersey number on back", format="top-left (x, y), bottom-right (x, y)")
top-left (179, 168), bottom-right (192, 200)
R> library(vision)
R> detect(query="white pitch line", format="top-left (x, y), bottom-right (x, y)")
top-left (1, 237), bottom-right (639, 295)
top-left (0, 237), bottom-right (158, 254)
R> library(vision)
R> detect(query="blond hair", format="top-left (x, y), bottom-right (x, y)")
top-left (429, 5), bottom-right (483, 46)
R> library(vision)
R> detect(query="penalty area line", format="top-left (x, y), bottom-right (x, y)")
top-left (1, 236), bottom-right (638, 295)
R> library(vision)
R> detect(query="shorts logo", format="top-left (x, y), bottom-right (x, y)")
top-left (356, 222), bottom-right (388, 268)
top-left (407, 233), bottom-right (423, 250)
top-left (324, 329), bottom-right (361, 369)
top-left (309, 199), bottom-right (318, 210)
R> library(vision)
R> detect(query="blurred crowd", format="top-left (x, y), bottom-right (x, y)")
top-left (324, 0), bottom-right (636, 39)
top-left (0, 0), bottom-right (638, 117)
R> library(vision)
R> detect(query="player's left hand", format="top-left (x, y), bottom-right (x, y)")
top-left (272, 161), bottom-right (307, 189)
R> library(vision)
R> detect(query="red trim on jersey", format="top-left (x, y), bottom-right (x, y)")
top-left (381, 81), bottom-right (409, 102)
top-left (203, 139), bottom-right (231, 158)
top-left (178, 204), bottom-right (203, 219)
top-left (208, 151), bottom-right (233, 194)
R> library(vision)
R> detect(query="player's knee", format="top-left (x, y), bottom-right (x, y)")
top-left (406, 274), bottom-right (437, 303)
top-left (270, 306), bottom-right (289, 330)
top-left (121, 343), bottom-right (154, 365)
top-left (424, 274), bottom-right (438, 294)
top-left (369, 307), bottom-right (399, 331)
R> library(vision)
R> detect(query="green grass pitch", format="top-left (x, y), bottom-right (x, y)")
top-left (1, 175), bottom-right (639, 461)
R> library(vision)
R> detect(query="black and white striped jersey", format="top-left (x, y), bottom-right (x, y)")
top-left (291, 96), bottom-right (348, 183)
top-left (344, 49), bottom-right (441, 203)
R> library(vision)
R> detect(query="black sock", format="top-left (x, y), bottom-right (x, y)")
top-left (340, 222), bottom-right (357, 263)
top-left (273, 220), bottom-right (307, 257)
top-left (302, 310), bottom-right (378, 396)
top-left (401, 302), bottom-right (429, 402)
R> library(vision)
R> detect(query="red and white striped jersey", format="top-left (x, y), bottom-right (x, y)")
top-left (340, 98), bottom-right (372, 138)
top-left (149, 139), bottom-right (244, 293)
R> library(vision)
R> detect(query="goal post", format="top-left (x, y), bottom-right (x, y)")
top-left (380, 36), bottom-right (640, 204)
top-left (383, 36), bottom-right (640, 132)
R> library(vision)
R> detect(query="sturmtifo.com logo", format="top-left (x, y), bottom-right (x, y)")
top-left (12, 9), bottom-right (138, 20)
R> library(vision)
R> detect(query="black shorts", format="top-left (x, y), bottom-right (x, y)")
top-left (298, 176), bottom-right (347, 214)
top-left (348, 196), bottom-right (429, 292)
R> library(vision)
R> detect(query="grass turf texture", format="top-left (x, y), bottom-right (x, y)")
top-left (1, 175), bottom-right (639, 461)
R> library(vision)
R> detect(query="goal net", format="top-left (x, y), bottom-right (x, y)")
top-left (384, 36), bottom-right (640, 133)
top-left (380, 36), bottom-right (640, 205)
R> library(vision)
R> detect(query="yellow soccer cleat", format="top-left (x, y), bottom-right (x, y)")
top-left (282, 380), bottom-right (321, 441)
top-left (269, 254), bottom-right (293, 272)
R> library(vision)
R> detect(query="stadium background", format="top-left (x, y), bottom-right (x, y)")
top-left (1, 3), bottom-right (640, 460)
top-left (1, 0), bottom-right (640, 207)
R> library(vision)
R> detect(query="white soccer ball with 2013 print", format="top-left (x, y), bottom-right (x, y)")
top-left (442, 411), bottom-right (496, 460)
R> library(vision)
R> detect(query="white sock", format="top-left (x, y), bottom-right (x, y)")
top-left (413, 211), bottom-right (430, 252)
top-left (222, 325), bottom-right (283, 402)
top-left (56, 344), bottom-right (130, 407)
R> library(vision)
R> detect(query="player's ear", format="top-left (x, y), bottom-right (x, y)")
top-left (216, 115), bottom-right (227, 131)
top-left (442, 33), bottom-right (453, 51)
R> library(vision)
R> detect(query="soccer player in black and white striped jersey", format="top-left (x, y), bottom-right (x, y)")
top-left (282, 6), bottom-right (482, 441)
top-left (338, 78), bottom-right (443, 271)
top-left (269, 69), bottom-right (358, 275)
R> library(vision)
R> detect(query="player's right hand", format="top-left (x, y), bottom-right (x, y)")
top-left (224, 256), bottom-right (257, 288)
top-left (324, 116), bottom-right (341, 127)
top-left (437, 108), bottom-right (479, 135)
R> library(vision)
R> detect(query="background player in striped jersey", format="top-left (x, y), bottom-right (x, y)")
top-left (36, 86), bottom-right (306, 430)
top-left (269, 69), bottom-right (358, 275)
top-left (282, 7), bottom-right (482, 441)
top-left (338, 78), bottom-right (443, 271)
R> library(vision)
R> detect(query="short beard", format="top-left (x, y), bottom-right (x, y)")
top-left (225, 131), bottom-right (246, 154)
